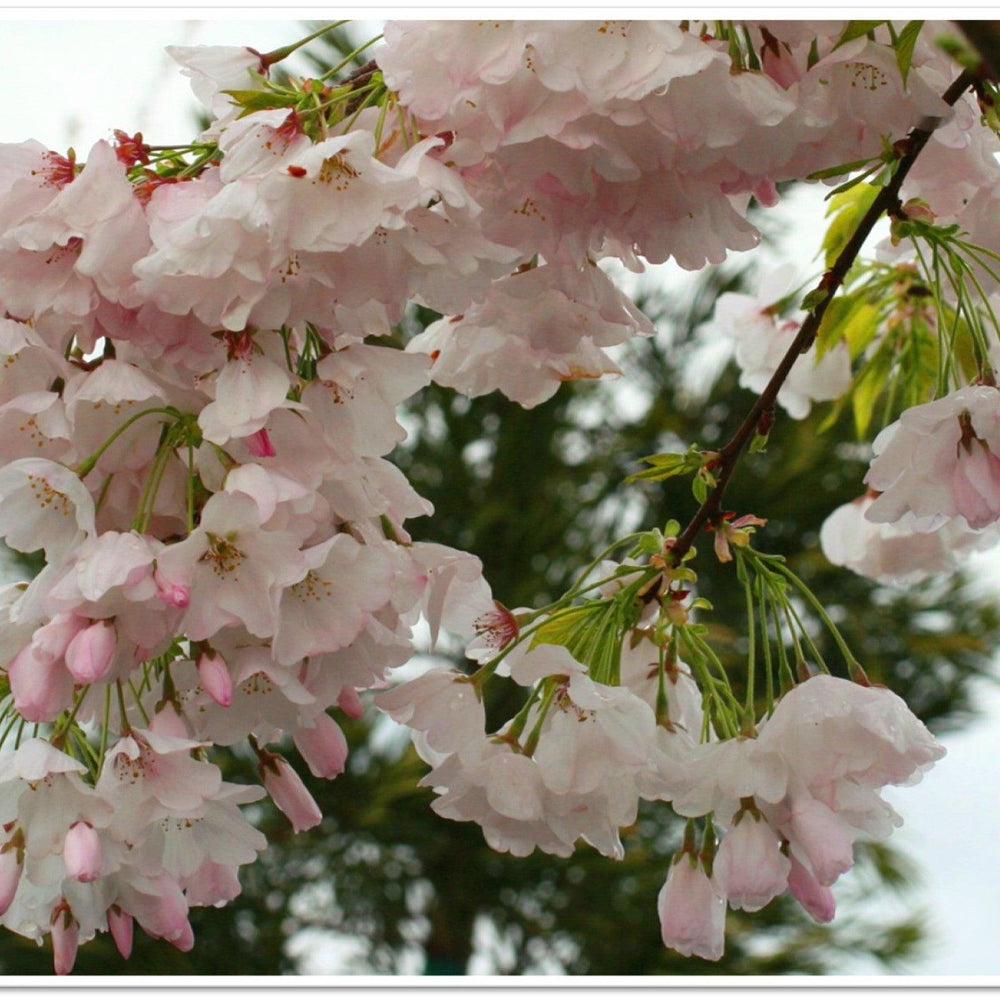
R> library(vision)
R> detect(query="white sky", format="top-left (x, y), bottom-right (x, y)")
top-left (0, 14), bottom-right (998, 981)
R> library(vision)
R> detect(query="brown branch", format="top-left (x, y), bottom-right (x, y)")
top-left (669, 68), bottom-right (978, 566)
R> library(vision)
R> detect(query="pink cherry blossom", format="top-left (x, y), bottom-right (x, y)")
top-left (375, 669), bottom-right (486, 760)
top-left (866, 384), bottom-right (1000, 529)
top-left (0, 458), bottom-right (95, 561)
top-left (820, 493), bottom-right (995, 584)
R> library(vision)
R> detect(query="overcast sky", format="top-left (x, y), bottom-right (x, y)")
top-left (0, 14), bottom-right (998, 980)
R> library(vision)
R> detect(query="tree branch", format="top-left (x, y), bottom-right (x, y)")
top-left (669, 68), bottom-right (978, 566)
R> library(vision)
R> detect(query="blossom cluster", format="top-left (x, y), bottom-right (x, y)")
top-left (0, 18), bottom-right (985, 971)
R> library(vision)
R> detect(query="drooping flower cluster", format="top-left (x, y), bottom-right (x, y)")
top-left (0, 18), bottom-right (988, 972)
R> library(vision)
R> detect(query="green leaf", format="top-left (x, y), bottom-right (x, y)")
top-left (800, 287), bottom-right (830, 314)
top-left (823, 183), bottom-right (880, 269)
top-left (894, 20), bottom-right (924, 87)
top-left (852, 349), bottom-right (893, 438)
top-left (815, 292), bottom-right (882, 360)
top-left (529, 599), bottom-right (631, 686)
top-left (691, 473), bottom-right (708, 503)
top-left (221, 88), bottom-right (299, 115)
top-left (806, 155), bottom-right (880, 182)
top-left (833, 20), bottom-right (888, 50)
top-left (529, 606), bottom-right (594, 652)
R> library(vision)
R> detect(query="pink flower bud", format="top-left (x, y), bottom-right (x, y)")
top-left (0, 844), bottom-right (22, 916)
top-left (65, 620), bottom-right (117, 685)
top-left (51, 904), bottom-right (79, 976)
top-left (260, 754), bottom-right (322, 833)
top-left (337, 685), bottom-right (364, 719)
top-left (154, 566), bottom-right (190, 608)
top-left (713, 813), bottom-right (790, 912)
top-left (108, 905), bottom-right (133, 960)
top-left (197, 649), bottom-right (233, 708)
top-left (169, 920), bottom-right (195, 952)
top-left (294, 714), bottom-right (349, 780)
top-left (8, 614), bottom-right (83, 722)
top-left (657, 853), bottom-right (726, 961)
top-left (63, 822), bottom-right (102, 882)
top-left (787, 855), bottom-right (836, 924)
top-left (245, 427), bottom-right (276, 458)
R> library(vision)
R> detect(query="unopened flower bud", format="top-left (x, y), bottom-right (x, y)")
top-left (294, 714), bottom-right (349, 780)
top-left (108, 905), bottom-right (133, 960)
top-left (51, 903), bottom-right (79, 976)
top-left (154, 566), bottom-right (190, 608)
top-left (0, 841), bottom-right (23, 916)
top-left (787, 855), bottom-right (836, 923)
top-left (64, 620), bottom-right (116, 685)
top-left (337, 686), bottom-right (364, 719)
top-left (259, 753), bottom-right (322, 833)
top-left (197, 649), bottom-right (233, 708)
top-left (63, 822), bottom-right (102, 882)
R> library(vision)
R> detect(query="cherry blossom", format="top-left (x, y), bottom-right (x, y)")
top-left (866, 384), bottom-right (1000, 529)
top-left (0, 17), bottom-right (980, 971)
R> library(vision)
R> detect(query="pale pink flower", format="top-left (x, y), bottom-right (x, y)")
top-left (167, 44), bottom-right (268, 119)
top-left (155, 491), bottom-right (307, 641)
top-left (700, 268), bottom-right (852, 419)
top-left (409, 262), bottom-right (653, 408)
top-left (405, 541), bottom-right (493, 646)
top-left (272, 533), bottom-right (394, 666)
top-left (375, 669), bottom-right (485, 760)
top-left (197, 332), bottom-right (296, 446)
top-left (263, 130), bottom-right (423, 254)
top-left (304, 343), bottom-right (430, 460)
top-left (0, 140), bottom-right (149, 319)
top-left (820, 493), bottom-right (996, 584)
top-left (7, 613), bottom-right (85, 722)
top-left (758, 674), bottom-right (946, 792)
top-left (866, 384), bottom-right (1000, 529)
top-left (98, 730), bottom-right (223, 833)
top-left (657, 853), bottom-right (726, 961)
top-left (113, 871), bottom-right (190, 947)
top-left (0, 457), bottom-right (95, 561)
top-left (531, 674), bottom-right (658, 797)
